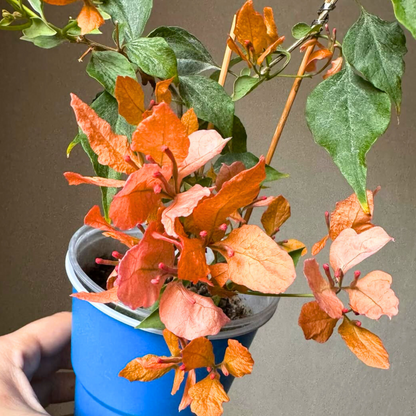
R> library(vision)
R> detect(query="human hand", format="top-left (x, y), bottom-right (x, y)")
top-left (0, 312), bottom-right (74, 415)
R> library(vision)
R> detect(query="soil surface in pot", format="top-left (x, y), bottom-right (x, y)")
top-left (84, 255), bottom-right (252, 321)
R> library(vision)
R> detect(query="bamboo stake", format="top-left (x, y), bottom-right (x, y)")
top-left (265, 44), bottom-right (315, 165)
top-left (244, 44), bottom-right (315, 223)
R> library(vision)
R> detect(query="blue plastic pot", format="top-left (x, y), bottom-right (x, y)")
top-left (66, 226), bottom-right (279, 416)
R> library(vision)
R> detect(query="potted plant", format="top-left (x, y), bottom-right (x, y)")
top-left (2, 0), bottom-right (414, 414)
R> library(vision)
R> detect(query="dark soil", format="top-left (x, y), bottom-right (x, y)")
top-left (86, 258), bottom-right (252, 321)
top-left (84, 255), bottom-right (114, 290)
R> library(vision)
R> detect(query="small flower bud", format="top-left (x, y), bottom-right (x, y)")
top-left (342, 308), bottom-right (349, 314)
top-left (112, 251), bottom-right (123, 260)
top-left (207, 367), bottom-right (212, 373)
top-left (210, 373), bottom-right (216, 380)
top-left (219, 223), bottom-right (228, 232)
top-left (354, 311), bottom-right (360, 316)
top-left (355, 321), bottom-right (362, 327)
top-left (200, 230), bottom-right (208, 238)
top-left (323, 263), bottom-right (330, 272)
top-left (150, 276), bottom-right (160, 285)
top-left (179, 364), bottom-right (186, 371)
top-left (146, 154), bottom-right (157, 164)
top-left (354, 270), bottom-right (361, 280)
top-left (95, 258), bottom-right (118, 266)
top-left (148, 99), bottom-right (156, 110)
top-left (153, 184), bottom-right (162, 194)
top-left (325, 211), bottom-right (330, 229)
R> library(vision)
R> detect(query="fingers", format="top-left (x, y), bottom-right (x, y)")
top-left (32, 341), bottom-right (72, 381)
top-left (10, 312), bottom-right (72, 379)
top-left (16, 312), bottom-right (72, 358)
top-left (32, 370), bottom-right (75, 407)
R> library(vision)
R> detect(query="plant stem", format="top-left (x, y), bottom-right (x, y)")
top-left (245, 292), bottom-right (314, 298)
top-left (243, 44), bottom-right (316, 223)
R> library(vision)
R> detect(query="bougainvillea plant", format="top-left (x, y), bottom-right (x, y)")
top-left (2, 0), bottom-right (415, 414)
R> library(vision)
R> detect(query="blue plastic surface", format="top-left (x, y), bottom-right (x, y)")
top-left (72, 296), bottom-right (258, 416)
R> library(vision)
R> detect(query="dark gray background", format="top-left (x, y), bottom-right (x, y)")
top-left (1, 1), bottom-right (415, 415)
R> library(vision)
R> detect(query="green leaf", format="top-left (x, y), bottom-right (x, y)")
top-left (74, 91), bottom-right (135, 218)
top-left (22, 17), bottom-right (56, 38)
top-left (228, 115), bottom-right (247, 153)
top-left (232, 75), bottom-right (262, 101)
top-left (125, 37), bottom-right (177, 80)
top-left (20, 34), bottom-right (66, 49)
top-left (0, 16), bottom-right (14, 27)
top-left (179, 75), bottom-right (234, 137)
top-left (343, 8), bottom-right (407, 113)
top-left (288, 247), bottom-right (304, 267)
top-left (240, 67), bottom-right (251, 76)
top-left (136, 308), bottom-right (165, 330)
top-left (67, 134), bottom-right (81, 157)
top-left (148, 26), bottom-right (218, 75)
top-left (306, 64), bottom-right (391, 212)
top-left (67, 21), bottom-right (102, 36)
top-left (391, 0), bottom-right (416, 38)
top-left (28, 0), bottom-right (44, 17)
top-left (291, 22), bottom-right (321, 39)
top-left (213, 152), bottom-right (288, 183)
top-left (86, 51), bottom-right (136, 96)
top-left (100, 0), bottom-right (153, 43)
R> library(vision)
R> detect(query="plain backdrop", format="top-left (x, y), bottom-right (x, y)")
top-left (1, 1), bottom-right (415, 415)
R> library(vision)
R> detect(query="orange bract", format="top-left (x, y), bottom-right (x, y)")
top-left (115, 76), bottom-right (145, 126)
top-left (312, 190), bottom-right (376, 255)
top-left (178, 130), bottom-right (231, 184)
top-left (235, 1), bottom-right (269, 58)
top-left (181, 108), bottom-right (199, 136)
top-left (77, 0), bottom-right (104, 35)
top-left (71, 287), bottom-right (119, 303)
top-left (209, 263), bottom-right (229, 287)
top-left (177, 233), bottom-right (210, 284)
top-left (132, 102), bottom-right (190, 167)
top-left (222, 339), bottom-right (254, 377)
top-left (232, 1), bottom-right (283, 66)
top-left (329, 227), bottom-right (393, 275)
top-left (163, 329), bottom-right (182, 357)
top-left (338, 317), bottom-right (390, 369)
top-left (162, 185), bottom-right (212, 238)
top-left (84, 205), bottom-right (139, 248)
top-left (159, 282), bottom-right (230, 340)
top-left (70, 94), bottom-right (139, 174)
top-left (64, 172), bottom-right (125, 188)
top-left (303, 258), bottom-right (344, 319)
top-left (260, 195), bottom-right (291, 235)
top-left (117, 221), bottom-right (175, 309)
top-left (155, 77), bottom-right (174, 104)
top-left (215, 161), bottom-right (246, 192)
top-left (323, 56), bottom-right (343, 79)
top-left (191, 157), bottom-right (266, 241)
top-left (298, 301), bottom-right (339, 343)
top-left (345, 271), bottom-right (399, 320)
top-left (213, 224), bottom-right (296, 294)
top-left (109, 164), bottom-right (166, 230)
top-left (119, 354), bottom-right (176, 382)
top-left (171, 368), bottom-right (185, 395)
top-left (182, 337), bottom-right (216, 371)
top-left (189, 375), bottom-right (230, 416)
top-left (179, 370), bottom-right (196, 412)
